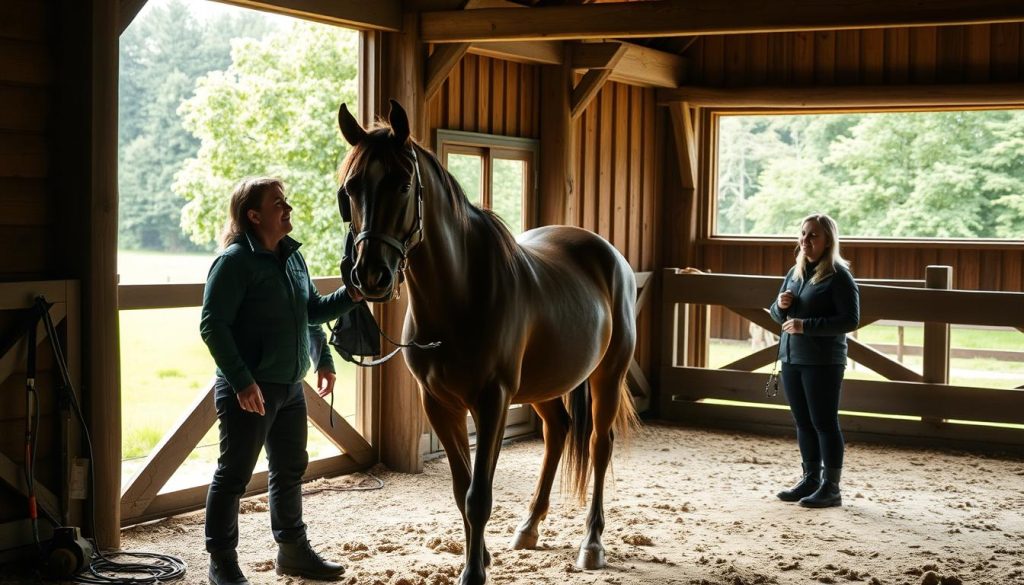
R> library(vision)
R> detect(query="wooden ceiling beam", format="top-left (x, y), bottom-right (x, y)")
top-left (212, 0), bottom-right (401, 31)
top-left (467, 40), bottom-right (565, 65)
top-left (425, 43), bottom-right (471, 100)
top-left (570, 43), bottom-right (627, 119)
top-left (607, 41), bottom-right (687, 88)
top-left (658, 83), bottom-right (1024, 108)
top-left (422, 0), bottom-right (1024, 42)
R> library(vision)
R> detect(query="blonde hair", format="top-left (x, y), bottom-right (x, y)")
top-left (219, 177), bottom-right (283, 249)
top-left (793, 213), bottom-right (850, 284)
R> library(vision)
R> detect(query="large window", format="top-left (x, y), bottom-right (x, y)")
top-left (715, 110), bottom-right (1024, 239)
top-left (435, 129), bottom-right (538, 236)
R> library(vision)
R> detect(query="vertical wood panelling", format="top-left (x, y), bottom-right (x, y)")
top-left (687, 23), bottom-right (1024, 87)
top-left (430, 62), bottom-right (661, 389)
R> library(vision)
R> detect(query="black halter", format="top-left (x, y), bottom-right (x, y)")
top-left (339, 146), bottom-right (425, 276)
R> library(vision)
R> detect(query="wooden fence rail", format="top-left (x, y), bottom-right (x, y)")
top-left (660, 266), bottom-right (1024, 454)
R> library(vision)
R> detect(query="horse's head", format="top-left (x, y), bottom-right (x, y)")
top-left (337, 99), bottom-right (423, 302)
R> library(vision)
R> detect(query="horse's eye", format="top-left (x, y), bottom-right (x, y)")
top-left (400, 183), bottom-right (412, 193)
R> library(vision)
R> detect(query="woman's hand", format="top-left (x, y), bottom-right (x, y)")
top-left (237, 383), bottom-right (265, 415)
top-left (346, 286), bottom-right (364, 303)
top-left (317, 368), bottom-right (337, 398)
top-left (782, 318), bottom-right (804, 335)
top-left (777, 289), bottom-right (795, 310)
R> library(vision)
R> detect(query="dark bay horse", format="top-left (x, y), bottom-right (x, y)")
top-left (337, 100), bottom-right (638, 585)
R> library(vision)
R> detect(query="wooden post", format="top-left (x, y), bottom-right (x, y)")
top-left (55, 0), bottom-right (121, 549)
top-left (923, 265), bottom-right (952, 385)
top-left (377, 11), bottom-right (426, 473)
top-left (538, 47), bottom-right (574, 226)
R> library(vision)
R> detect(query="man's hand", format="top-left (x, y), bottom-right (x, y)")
top-left (237, 383), bottom-right (265, 416)
top-left (317, 368), bottom-right (337, 398)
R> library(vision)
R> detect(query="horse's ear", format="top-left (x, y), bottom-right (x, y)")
top-left (388, 99), bottom-right (411, 145)
top-left (338, 103), bottom-right (367, 147)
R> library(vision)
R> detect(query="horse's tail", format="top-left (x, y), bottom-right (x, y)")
top-left (561, 377), bottom-right (640, 505)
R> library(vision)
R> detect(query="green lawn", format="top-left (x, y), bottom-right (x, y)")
top-left (708, 322), bottom-right (1024, 389)
top-left (118, 250), bottom-right (359, 490)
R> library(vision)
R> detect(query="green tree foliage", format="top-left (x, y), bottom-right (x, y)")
top-left (175, 22), bottom-right (359, 275)
top-left (718, 110), bottom-right (1024, 239)
top-left (118, 0), bottom-right (272, 251)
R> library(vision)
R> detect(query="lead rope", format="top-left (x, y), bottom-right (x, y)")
top-left (765, 332), bottom-right (783, 398)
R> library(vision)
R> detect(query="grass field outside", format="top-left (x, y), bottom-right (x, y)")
top-left (118, 250), bottom-right (358, 491)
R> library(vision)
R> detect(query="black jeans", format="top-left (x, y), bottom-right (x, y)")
top-left (780, 363), bottom-right (845, 470)
top-left (205, 377), bottom-right (309, 552)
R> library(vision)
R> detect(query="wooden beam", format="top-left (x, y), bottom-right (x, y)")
top-left (120, 383), bottom-right (217, 520)
top-left (301, 382), bottom-right (374, 465)
top-left (213, 0), bottom-right (401, 31)
top-left (538, 47), bottom-right (574, 226)
top-left (608, 42), bottom-right (687, 88)
top-left (720, 343), bottom-right (779, 372)
top-left (467, 40), bottom-right (564, 65)
top-left (658, 82), bottom-right (1024, 108)
top-left (117, 277), bottom-right (342, 310)
top-left (571, 68), bottom-right (615, 120)
top-left (847, 338), bottom-right (924, 382)
top-left (635, 271), bottom-right (653, 317)
top-left (665, 367), bottom-right (1024, 425)
top-left (425, 42), bottom-right (470, 101)
top-left (118, 0), bottom-right (147, 34)
top-left (570, 41), bottom-right (625, 69)
top-left (421, 0), bottom-right (1024, 42)
top-left (123, 453), bottom-right (369, 526)
top-left (0, 303), bottom-right (65, 388)
top-left (923, 266), bottom-right (952, 385)
top-left (0, 450), bottom-right (60, 522)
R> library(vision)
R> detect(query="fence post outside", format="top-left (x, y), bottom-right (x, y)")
top-left (923, 265), bottom-right (952, 386)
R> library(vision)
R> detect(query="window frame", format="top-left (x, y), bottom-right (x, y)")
top-left (706, 106), bottom-right (1024, 250)
top-left (434, 129), bottom-right (540, 232)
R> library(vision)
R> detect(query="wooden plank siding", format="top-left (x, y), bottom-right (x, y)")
top-left (685, 23), bottom-right (1024, 340)
top-left (0, 1), bottom-right (53, 280)
top-left (426, 57), bottom-right (662, 391)
top-left (0, 0), bottom-right (66, 533)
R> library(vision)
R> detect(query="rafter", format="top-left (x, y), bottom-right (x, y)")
top-left (422, 0), bottom-right (1024, 43)
top-left (659, 82), bottom-right (1024, 108)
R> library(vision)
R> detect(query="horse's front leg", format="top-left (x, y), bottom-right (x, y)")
top-left (511, 398), bottom-right (570, 550)
top-left (421, 394), bottom-right (485, 564)
top-left (462, 385), bottom-right (511, 585)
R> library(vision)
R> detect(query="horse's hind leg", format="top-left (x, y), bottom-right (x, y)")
top-left (511, 398), bottom-right (570, 549)
top-left (578, 325), bottom-right (635, 570)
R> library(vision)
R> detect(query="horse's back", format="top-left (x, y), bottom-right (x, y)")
top-left (517, 225), bottom-right (635, 297)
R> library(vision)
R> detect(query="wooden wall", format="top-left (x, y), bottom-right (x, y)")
top-left (687, 23), bottom-right (1024, 87)
top-left (681, 23), bottom-right (1024, 339)
top-left (427, 57), bottom-right (663, 386)
top-left (0, 0), bottom-right (56, 279)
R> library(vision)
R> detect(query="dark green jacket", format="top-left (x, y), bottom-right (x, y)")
top-left (200, 232), bottom-right (357, 392)
top-left (769, 263), bottom-right (860, 365)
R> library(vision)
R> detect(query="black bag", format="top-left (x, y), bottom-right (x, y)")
top-left (329, 301), bottom-right (381, 362)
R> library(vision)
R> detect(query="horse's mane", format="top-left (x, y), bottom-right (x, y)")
top-left (339, 126), bottom-right (524, 274)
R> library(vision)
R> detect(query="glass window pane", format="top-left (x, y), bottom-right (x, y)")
top-left (447, 153), bottom-right (483, 205)
top-left (716, 110), bottom-right (1024, 239)
top-left (491, 158), bottom-right (525, 236)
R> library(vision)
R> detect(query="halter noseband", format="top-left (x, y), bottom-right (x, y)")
top-left (342, 146), bottom-right (425, 262)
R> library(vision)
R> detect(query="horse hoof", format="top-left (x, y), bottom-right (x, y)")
top-left (510, 530), bottom-right (539, 550)
top-left (576, 545), bottom-right (606, 570)
top-left (458, 567), bottom-right (488, 585)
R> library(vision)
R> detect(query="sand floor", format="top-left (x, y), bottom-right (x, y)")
top-left (108, 423), bottom-right (1024, 584)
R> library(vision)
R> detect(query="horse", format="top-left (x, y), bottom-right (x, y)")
top-left (336, 99), bottom-right (638, 585)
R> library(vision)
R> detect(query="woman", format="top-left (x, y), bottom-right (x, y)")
top-left (200, 177), bottom-right (360, 585)
top-left (769, 213), bottom-right (860, 508)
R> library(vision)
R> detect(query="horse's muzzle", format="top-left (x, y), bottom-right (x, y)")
top-left (351, 261), bottom-right (396, 302)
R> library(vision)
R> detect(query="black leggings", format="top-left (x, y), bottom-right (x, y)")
top-left (780, 363), bottom-right (845, 469)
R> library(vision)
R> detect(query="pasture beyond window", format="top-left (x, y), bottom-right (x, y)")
top-left (715, 110), bottom-right (1024, 239)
